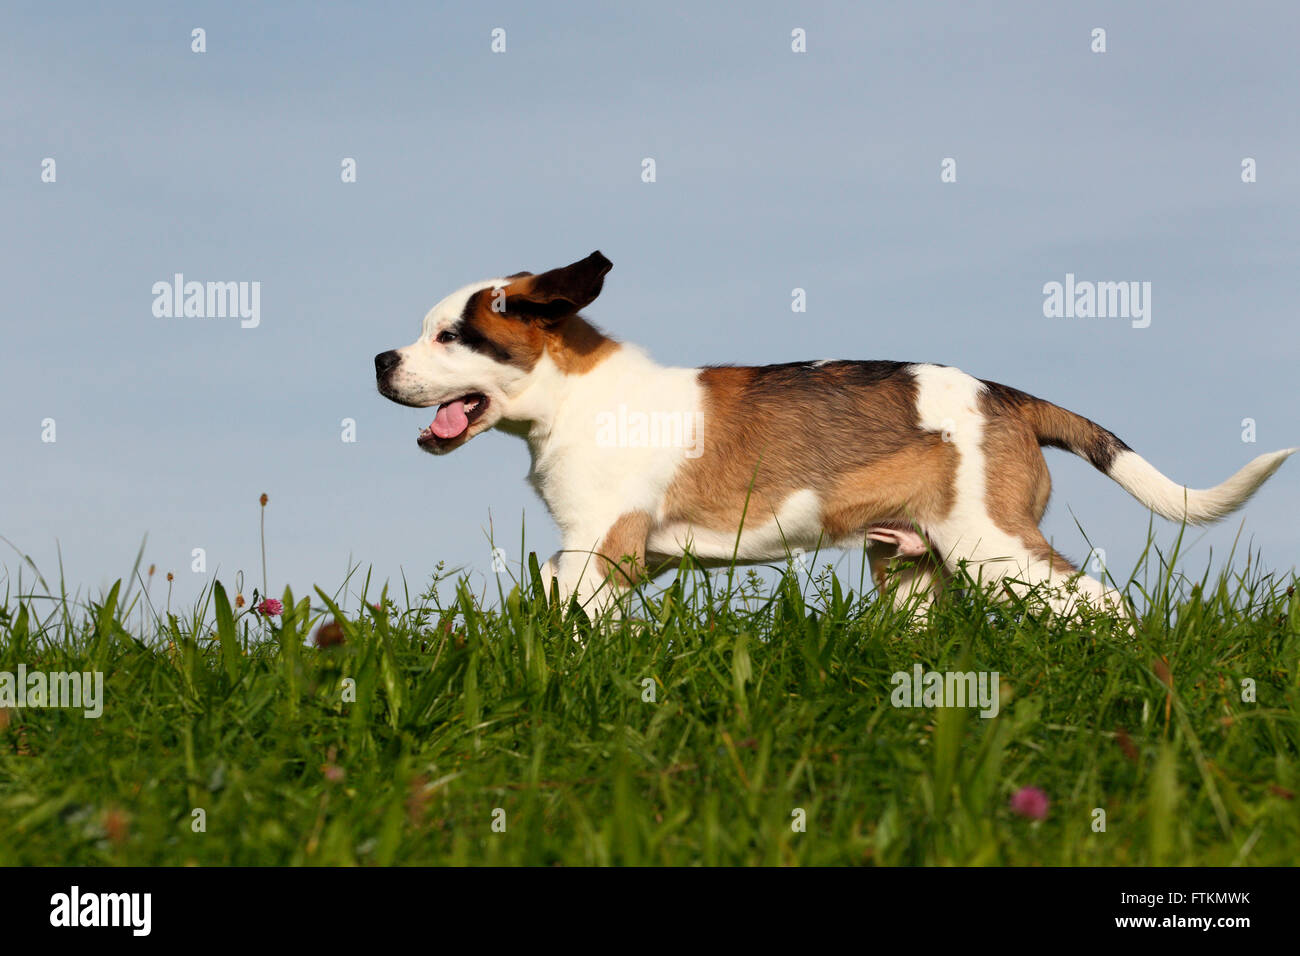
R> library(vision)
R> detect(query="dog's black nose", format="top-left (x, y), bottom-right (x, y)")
top-left (374, 350), bottom-right (400, 377)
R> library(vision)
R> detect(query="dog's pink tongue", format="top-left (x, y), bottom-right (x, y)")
top-left (431, 400), bottom-right (469, 439)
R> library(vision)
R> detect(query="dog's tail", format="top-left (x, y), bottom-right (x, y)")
top-left (1001, 386), bottom-right (1295, 525)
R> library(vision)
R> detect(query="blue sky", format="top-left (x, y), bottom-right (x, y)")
top-left (3, 1), bottom-right (1297, 611)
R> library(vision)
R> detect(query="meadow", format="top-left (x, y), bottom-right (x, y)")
top-left (0, 534), bottom-right (1296, 866)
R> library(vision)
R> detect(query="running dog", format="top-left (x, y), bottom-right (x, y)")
top-left (375, 251), bottom-right (1293, 618)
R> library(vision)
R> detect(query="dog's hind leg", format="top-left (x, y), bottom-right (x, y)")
top-left (916, 368), bottom-right (1131, 623)
top-left (934, 524), bottom-right (1130, 622)
top-left (1035, 545), bottom-right (1131, 620)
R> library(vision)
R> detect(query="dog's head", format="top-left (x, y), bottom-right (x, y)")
top-left (375, 251), bottom-right (613, 454)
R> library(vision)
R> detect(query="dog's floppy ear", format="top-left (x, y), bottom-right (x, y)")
top-left (500, 251), bottom-right (611, 322)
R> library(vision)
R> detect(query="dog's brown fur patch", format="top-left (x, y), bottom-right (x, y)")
top-left (662, 362), bottom-right (945, 536)
top-left (460, 292), bottom-right (618, 375)
top-left (597, 510), bottom-right (653, 585)
top-left (821, 440), bottom-right (959, 539)
top-left (982, 379), bottom-right (1130, 472)
top-left (461, 291), bottom-right (545, 369)
top-left (979, 384), bottom-right (1083, 573)
top-left (544, 316), bottom-right (621, 374)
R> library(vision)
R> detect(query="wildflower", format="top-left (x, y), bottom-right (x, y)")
top-left (314, 620), bottom-right (345, 648)
top-left (322, 746), bottom-right (344, 783)
top-left (1010, 786), bottom-right (1050, 820)
top-left (235, 593), bottom-right (245, 608)
top-left (260, 493), bottom-right (268, 507)
top-left (257, 598), bottom-right (283, 616)
top-left (104, 807), bottom-right (130, 847)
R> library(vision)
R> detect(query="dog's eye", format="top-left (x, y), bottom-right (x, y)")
top-left (436, 330), bottom-right (459, 344)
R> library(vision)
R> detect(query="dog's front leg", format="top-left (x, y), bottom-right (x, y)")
top-left (550, 512), bottom-right (652, 617)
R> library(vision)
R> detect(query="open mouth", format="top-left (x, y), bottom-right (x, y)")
top-left (417, 392), bottom-right (489, 446)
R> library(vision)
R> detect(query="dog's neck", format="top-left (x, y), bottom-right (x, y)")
top-left (496, 315), bottom-right (624, 443)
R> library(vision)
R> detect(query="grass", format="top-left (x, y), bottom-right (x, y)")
top-left (0, 533), bottom-right (1297, 866)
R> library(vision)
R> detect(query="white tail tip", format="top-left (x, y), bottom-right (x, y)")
top-left (1109, 447), bottom-right (1296, 525)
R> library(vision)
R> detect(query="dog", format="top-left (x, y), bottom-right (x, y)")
top-left (375, 251), bottom-right (1294, 619)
